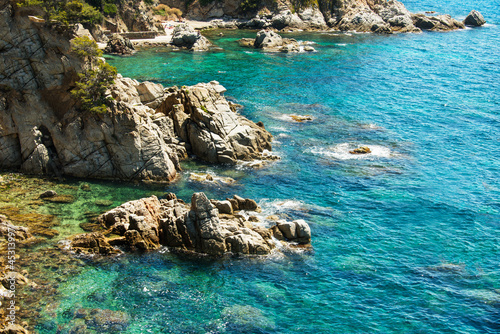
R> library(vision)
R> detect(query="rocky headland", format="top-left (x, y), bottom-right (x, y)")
top-left (0, 3), bottom-right (274, 182)
top-left (69, 192), bottom-right (312, 256)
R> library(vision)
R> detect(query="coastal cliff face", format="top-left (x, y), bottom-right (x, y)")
top-left (161, 0), bottom-right (465, 33)
top-left (0, 4), bottom-right (273, 181)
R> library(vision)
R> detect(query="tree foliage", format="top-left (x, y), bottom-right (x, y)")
top-left (71, 61), bottom-right (117, 114)
top-left (17, 0), bottom-right (102, 25)
top-left (70, 35), bottom-right (103, 60)
top-left (70, 36), bottom-right (117, 114)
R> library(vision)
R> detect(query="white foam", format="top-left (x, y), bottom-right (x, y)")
top-left (309, 143), bottom-right (394, 160)
top-left (269, 126), bottom-right (290, 132)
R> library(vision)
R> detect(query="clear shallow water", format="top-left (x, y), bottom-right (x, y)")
top-left (38, 0), bottom-right (500, 332)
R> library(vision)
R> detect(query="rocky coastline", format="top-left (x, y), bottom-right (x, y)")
top-left (69, 192), bottom-right (312, 257)
top-left (115, 0), bottom-right (485, 37)
top-left (0, 4), bottom-right (275, 182)
top-left (0, 0), bottom-right (489, 332)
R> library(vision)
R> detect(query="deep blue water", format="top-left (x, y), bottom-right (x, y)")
top-left (38, 0), bottom-right (500, 333)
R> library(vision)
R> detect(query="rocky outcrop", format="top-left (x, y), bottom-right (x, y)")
top-left (104, 34), bottom-right (135, 55)
top-left (171, 24), bottom-right (212, 51)
top-left (157, 81), bottom-right (275, 164)
top-left (411, 13), bottom-right (464, 31)
top-left (160, 0), bottom-right (471, 34)
top-left (243, 30), bottom-right (316, 53)
top-left (322, 0), bottom-right (421, 33)
top-left (70, 192), bottom-right (312, 256)
top-left (0, 5), bottom-right (273, 181)
top-left (463, 10), bottom-right (486, 27)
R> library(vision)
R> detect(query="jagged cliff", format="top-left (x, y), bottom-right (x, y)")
top-left (0, 3), bottom-right (274, 181)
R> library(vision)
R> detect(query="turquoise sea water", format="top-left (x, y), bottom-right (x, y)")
top-left (37, 0), bottom-right (500, 332)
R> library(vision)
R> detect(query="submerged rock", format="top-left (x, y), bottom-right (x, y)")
top-left (42, 194), bottom-right (75, 203)
top-left (221, 305), bottom-right (276, 332)
top-left (463, 10), bottom-right (486, 27)
top-left (69, 192), bottom-right (312, 256)
top-left (349, 146), bottom-right (371, 155)
top-left (290, 115), bottom-right (313, 122)
top-left (39, 190), bottom-right (57, 198)
top-left (0, 215), bottom-right (33, 241)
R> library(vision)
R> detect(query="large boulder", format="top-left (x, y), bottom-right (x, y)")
top-left (104, 34), bottom-right (135, 55)
top-left (463, 10), bottom-right (486, 27)
top-left (411, 14), bottom-right (465, 31)
top-left (159, 81), bottom-right (274, 164)
top-left (250, 30), bottom-right (316, 53)
top-left (71, 192), bottom-right (312, 256)
top-left (171, 24), bottom-right (212, 51)
top-left (254, 30), bottom-right (283, 48)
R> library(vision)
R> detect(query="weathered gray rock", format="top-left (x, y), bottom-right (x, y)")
top-left (74, 23), bottom-right (94, 40)
top-left (249, 30), bottom-right (316, 53)
top-left (255, 30), bottom-right (283, 48)
top-left (463, 10), bottom-right (486, 27)
top-left (271, 10), bottom-right (305, 30)
top-left (297, 7), bottom-right (328, 29)
top-left (160, 81), bottom-right (273, 164)
top-left (171, 24), bottom-right (212, 51)
top-left (70, 192), bottom-right (312, 256)
top-left (104, 34), bottom-right (135, 55)
top-left (212, 200), bottom-right (234, 215)
top-left (412, 13), bottom-right (465, 31)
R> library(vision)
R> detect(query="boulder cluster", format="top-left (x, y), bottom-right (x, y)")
top-left (239, 30), bottom-right (316, 53)
top-left (70, 192), bottom-right (312, 256)
top-left (182, 1), bottom-right (486, 34)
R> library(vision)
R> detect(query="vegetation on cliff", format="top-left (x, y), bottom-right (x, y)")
top-left (70, 36), bottom-right (117, 114)
top-left (16, 0), bottom-right (103, 25)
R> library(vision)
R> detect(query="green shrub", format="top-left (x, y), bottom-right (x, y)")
top-left (71, 60), bottom-right (117, 114)
top-left (103, 3), bottom-right (117, 15)
top-left (153, 4), bottom-right (182, 19)
top-left (71, 36), bottom-right (103, 60)
top-left (240, 0), bottom-right (260, 12)
top-left (70, 36), bottom-right (117, 114)
top-left (16, 0), bottom-right (44, 7)
top-left (144, 0), bottom-right (154, 5)
top-left (17, 0), bottom-right (102, 25)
